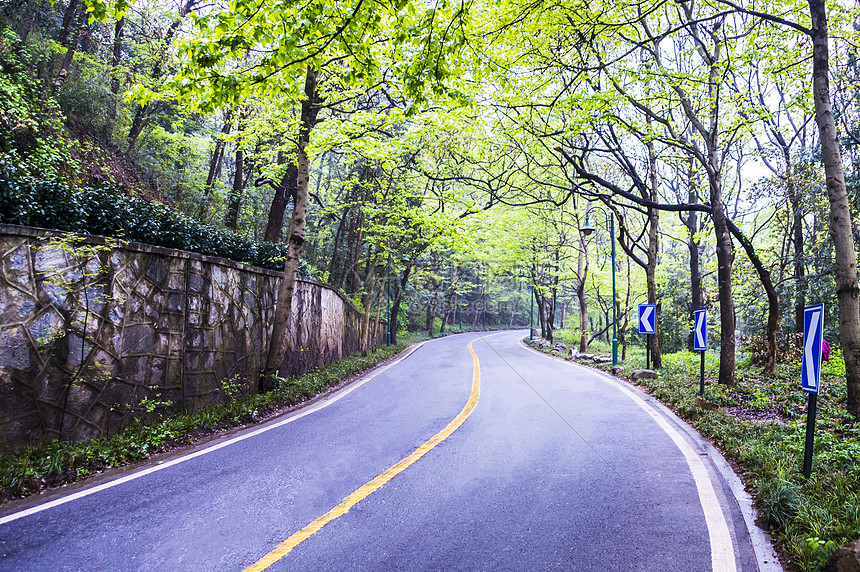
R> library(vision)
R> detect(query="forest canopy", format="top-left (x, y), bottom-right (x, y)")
top-left (3, 0), bottom-right (860, 412)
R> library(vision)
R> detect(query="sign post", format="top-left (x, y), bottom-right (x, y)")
top-left (802, 303), bottom-right (824, 478)
top-left (693, 309), bottom-right (707, 396)
top-left (639, 304), bottom-right (657, 369)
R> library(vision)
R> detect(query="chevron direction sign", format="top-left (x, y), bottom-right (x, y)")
top-left (693, 309), bottom-right (707, 351)
top-left (802, 304), bottom-right (824, 395)
top-left (638, 304), bottom-right (656, 335)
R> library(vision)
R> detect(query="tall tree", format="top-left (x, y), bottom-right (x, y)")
top-left (714, 0), bottom-right (860, 416)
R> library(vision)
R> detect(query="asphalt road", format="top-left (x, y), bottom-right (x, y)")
top-left (0, 331), bottom-right (780, 571)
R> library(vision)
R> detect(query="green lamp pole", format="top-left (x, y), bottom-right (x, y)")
top-left (581, 207), bottom-right (618, 367)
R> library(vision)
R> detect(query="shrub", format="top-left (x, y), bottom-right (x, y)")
top-left (0, 29), bottom-right (72, 181)
top-left (758, 476), bottom-right (804, 527)
top-left (0, 162), bottom-right (313, 275)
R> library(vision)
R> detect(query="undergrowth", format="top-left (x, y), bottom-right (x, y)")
top-left (0, 342), bottom-right (415, 503)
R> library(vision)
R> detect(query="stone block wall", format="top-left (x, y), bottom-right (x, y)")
top-left (0, 225), bottom-right (382, 452)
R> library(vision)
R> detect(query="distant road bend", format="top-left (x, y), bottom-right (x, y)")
top-left (0, 331), bottom-right (781, 571)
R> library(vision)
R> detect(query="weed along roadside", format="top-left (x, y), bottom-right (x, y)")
top-left (526, 336), bottom-right (860, 572)
top-left (0, 340), bottom-right (425, 506)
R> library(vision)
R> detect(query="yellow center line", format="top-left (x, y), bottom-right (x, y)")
top-left (243, 335), bottom-right (493, 572)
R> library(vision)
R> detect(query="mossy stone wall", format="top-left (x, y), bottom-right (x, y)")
top-left (0, 224), bottom-right (381, 452)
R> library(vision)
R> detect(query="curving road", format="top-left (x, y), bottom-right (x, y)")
top-left (0, 331), bottom-right (781, 571)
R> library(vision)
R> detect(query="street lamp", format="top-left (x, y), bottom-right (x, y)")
top-left (580, 206), bottom-right (618, 367)
top-left (387, 253), bottom-right (410, 346)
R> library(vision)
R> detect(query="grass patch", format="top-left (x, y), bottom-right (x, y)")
top-left (0, 341), bottom-right (421, 504)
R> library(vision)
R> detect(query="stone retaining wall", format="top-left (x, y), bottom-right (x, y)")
top-left (0, 225), bottom-right (382, 452)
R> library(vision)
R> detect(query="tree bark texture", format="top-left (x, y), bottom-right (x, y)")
top-left (709, 171), bottom-right (736, 385)
top-left (389, 261), bottom-right (413, 345)
top-left (225, 146), bottom-right (243, 229)
top-left (727, 220), bottom-right (779, 375)
top-left (126, 0), bottom-right (200, 152)
top-left (109, 17), bottom-right (125, 117)
top-left (199, 112), bottom-right (232, 218)
top-left (263, 67), bottom-right (321, 385)
top-left (264, 161), bottom-right (298, 242)
top-left (791, 181), bottom-right (805, 333)
top-left (576, 233), bottom-right (589, 352)
top-left (809, 0), bottom-right (860, 417)
top-left (645, 138), bottom-right (663, 368)
top-left (58, 0), bottom-right (79, 45)
top-left (53, 8), bottom-right (87, 93)
top-left (17, 0), bottom-right (40, 42)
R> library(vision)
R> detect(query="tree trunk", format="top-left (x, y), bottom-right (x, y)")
top-left (328, 211), bottom-right (347, 287)
top-left (58, 0), bottom-right (79, 45)
top-left (427, 273), bottom-right (438, 335)
top-left (390, 252), bottom-right (422, 345)
top-left (263, 67), bottom-right (320, 387)
top-left (109, 17), bottom-right (125, 117)
top-left (645, 212), bottom-right (662, 367)
top-left (350, 209), bottom-right (365, 295)
top-left (126, 0), bottom-right (199, 153)
top-left (726, 220), bottom-right (779, 375)
top-left (789, 175), bottom-right (805, 333)
top-left (536, 288), bottom-right (547, 338)
top-left (686, 182), bottom-right (703, 312)
top-left (809, 0), bottom-right (860, 417)
top-left (264, 161), bottom-right (298, 242)
top-left (360, 248), bottom-right (380, 353)
top-left (53, 8), bottom-right (87, 93)
top-left (621, 256), bottom-right (632, 360)
top-left (710, 174), bottom-right (736, 385)
top-left (646, 137), bottom-right (663, 368)
top-left (546, 250), bottom-right (559, 343)
top-left (225, 146), bottom-right (243, 229)
top-left (199, 112), bottom-right (232, 218)
top-left (17, 0), bottom-right (40, 42)
top-left (389, 267), bottom-right (410, 345)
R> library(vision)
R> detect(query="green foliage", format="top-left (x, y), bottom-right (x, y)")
top-left (822, 349), bottom-right (846, 380)
top-left (758, 476), bottom-right (803, 527)
top-left (219, 375), bottom-right (242, 400)
top-left (661, 350), bottom-right (721, 378)
top-left (0, 164), bottom-right (313, 274)
top-left (139, 386), bottom-right (173, 414)
top-left (0, 29), bottom-right (72, 181)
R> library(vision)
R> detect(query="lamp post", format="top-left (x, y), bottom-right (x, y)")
top-left (580, 207), bottom-right (618, 367)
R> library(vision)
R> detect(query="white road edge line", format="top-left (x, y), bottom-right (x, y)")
top-left (614, 382), bottom-right (738, 572)
top-left (0, 342), bottom-right (426, 527)
top-left (518, 339), bottom-right (738, 572)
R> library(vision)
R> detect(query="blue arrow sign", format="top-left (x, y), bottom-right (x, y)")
top-left (638, 304), bottom-right (656, 335)
top-left (802, 304), bottom-right (824, 395)
top-left (693, 309), bottom-right (707, 351)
